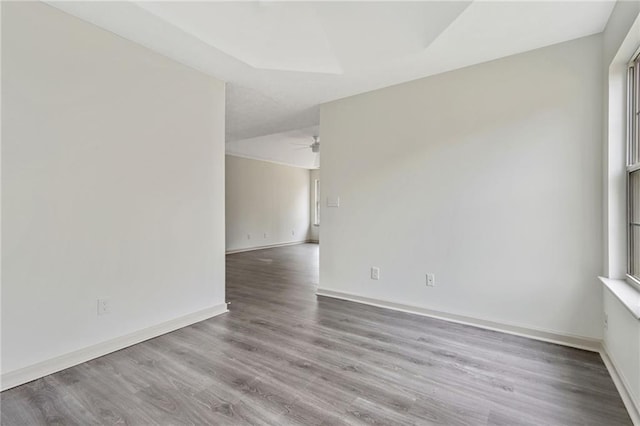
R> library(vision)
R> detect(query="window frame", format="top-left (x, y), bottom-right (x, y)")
top-left (313, 178), bottom-right (320, 226)
top-left (626, 47), bottom-right (640, 292)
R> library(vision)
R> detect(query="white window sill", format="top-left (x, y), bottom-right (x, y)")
top-left (599, 276), bottom-right (640, 320)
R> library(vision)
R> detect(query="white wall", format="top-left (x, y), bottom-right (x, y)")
top-left (604, 289), bottom-right (640, 417)
top-left (319, 34), bottom-right (603, 341)
top-left (2, 2), bottom-right (226, 378)
top-left (225, 155), bottom-right (310, 252)
top-left (602, 1), bottom-right (640, 420)
top-left (310, 169), bottom-right (320, 242)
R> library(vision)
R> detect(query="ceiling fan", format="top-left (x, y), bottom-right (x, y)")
top-left (309, 135), bottom-right (320, 153)
top-left (291, 136), bottom-right (320, 168)
top-left (292, 135), bottom-right (320, 152)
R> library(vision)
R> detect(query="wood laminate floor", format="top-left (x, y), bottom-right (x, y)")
top-left (1, 244), bottom-right (632, 425)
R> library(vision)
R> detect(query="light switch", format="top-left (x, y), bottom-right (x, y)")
top-left (327, 196), bottom-right (340, 207)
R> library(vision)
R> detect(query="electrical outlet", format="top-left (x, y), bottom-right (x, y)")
top-left (247, 234), bottom-right (251, 240)
top-left (604, 313), bottom-right (608, 330)
top-left (371, 267), bottom-right (380, 280)
top-left (292, 230), bottom-right (295, 236)
top-left (264, 232), bottom-right (267, 239)
top-left (97, 298), bottom-right (111, 316)
top-left (426, 273), bottom-right (435, 287)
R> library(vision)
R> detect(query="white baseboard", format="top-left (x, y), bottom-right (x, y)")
top-left (316, 288), bottom-right (601, 352)
top-left (1, 303), bottom-right (228, 392)
top-left (601, 344), bottom-right (640, 425)
top-left (226, 240), bottom-right (313, 255)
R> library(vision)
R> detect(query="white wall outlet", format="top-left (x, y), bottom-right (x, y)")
top-left (97, 298), bottom-right (111, 315)
top-left (247, 233), bottom-right (251, 240)
top-left (264, 232), bottom-right (267, 239)
top-left (426, 273), bottom-right (435, 287)
top-left (371, 267), bottom-right (380, 280)
top-left (292, 230), bottom-right (295, 236)
top-left (604, 313), bottom-right (608, 330)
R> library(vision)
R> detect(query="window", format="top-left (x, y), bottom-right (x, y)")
top-left (627, 48), bottom-right (640, 289)
top-left (313, 179), bottom-right (320, 226)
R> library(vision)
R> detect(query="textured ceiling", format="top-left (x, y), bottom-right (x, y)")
top-left (226, 126), bottom-right (321, 170)
top-left (47, 1), bottom-right (615, 168)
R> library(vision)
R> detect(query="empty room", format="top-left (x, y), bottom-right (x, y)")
top-left (2, 1), bottom-right (640, 425)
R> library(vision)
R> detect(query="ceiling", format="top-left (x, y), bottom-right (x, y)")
top-left (47, 1), bottom-right (615, 169)
top-left (226, 125), bottom-right (321, 169)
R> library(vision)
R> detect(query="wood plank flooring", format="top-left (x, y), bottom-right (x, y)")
top-left (1, 243), bottom-right (632, 425)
